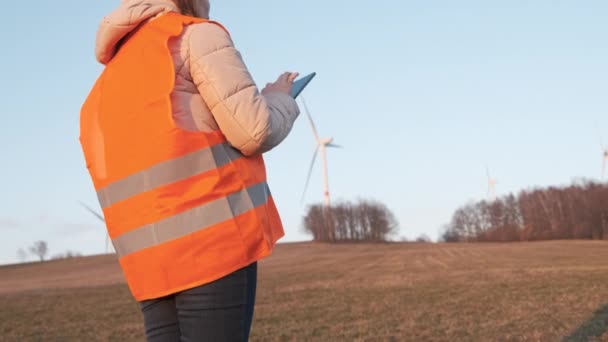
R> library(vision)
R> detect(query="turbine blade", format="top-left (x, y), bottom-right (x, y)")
top-left (327, 143), bottom-right (342, 148)
top-left (301, 146), bottom-right (320, 204)
top-left (603, 158), bottom-right (606, 181)
top-left (79, 201), bottom-right (105, 223)
top-left (300, 96), bottom-right (320, 141)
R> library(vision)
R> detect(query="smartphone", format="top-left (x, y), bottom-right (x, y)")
top-left (290, 72), bottom-right (316, 98)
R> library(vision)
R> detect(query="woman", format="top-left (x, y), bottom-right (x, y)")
top-left (80, 0), bottom-right (300, 340)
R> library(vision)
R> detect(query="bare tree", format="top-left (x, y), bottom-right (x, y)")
top-left (303, 205), bottom-right (326, 241)
top-left (440, 223), bottom-right (462, 243)
top-left (16, 248), bottom-right (27, 263)
top-left (51, 250), bottom-right (82, 260)
top-left (29, 241), bottom-right (48, 262)
top-left (415, 234), bottom-right (432, 243)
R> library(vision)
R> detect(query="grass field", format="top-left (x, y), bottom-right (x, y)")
top-left (2, 241), bottom-right (608, 341)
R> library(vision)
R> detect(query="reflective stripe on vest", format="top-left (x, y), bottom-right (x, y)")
top-left (113, 181), bottom-right (270, 257)
top-left (97, 142), bottom-right (243, 209)
top-left (79, 12), bottom-right (284, 301)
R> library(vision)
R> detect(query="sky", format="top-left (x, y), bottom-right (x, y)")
top-left (0, 1), bottom-right (606, 264)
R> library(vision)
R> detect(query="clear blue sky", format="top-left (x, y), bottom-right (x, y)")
top-left (0, 1), bottom-right (606, 264)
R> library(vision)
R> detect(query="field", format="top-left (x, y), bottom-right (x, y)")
top-left (1, 241), bottom-right (608, 341)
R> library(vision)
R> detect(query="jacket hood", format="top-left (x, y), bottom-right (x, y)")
top-left (95, 0), bottom-right (178, 64)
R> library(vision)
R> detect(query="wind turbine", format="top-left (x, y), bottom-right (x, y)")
top-left (300, 97), bottom-right (341, 207)
top-left (79, 201), bottom-right (113, 254)
top-left (486, 167), bottom-right (498, 202)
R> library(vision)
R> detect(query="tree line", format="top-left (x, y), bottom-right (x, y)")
top-left (16, 241), bottom-right (82, 263)
top-left (441, 179), bottom-right (608, 242)
top-left (303, 199), bottom-right (399, 242)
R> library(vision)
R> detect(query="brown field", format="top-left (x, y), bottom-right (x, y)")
top-left (1, 241), bottom-right (608, 341)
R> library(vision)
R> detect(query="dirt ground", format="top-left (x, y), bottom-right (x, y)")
top-left (2, 241), bottom-right (608, 341)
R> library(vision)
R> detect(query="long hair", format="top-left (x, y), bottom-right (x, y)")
top-left (170, 0), bottom-right (197, 16)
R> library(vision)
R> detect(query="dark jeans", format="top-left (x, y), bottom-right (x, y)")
top-left (139, 262), bottom-right (257, 342)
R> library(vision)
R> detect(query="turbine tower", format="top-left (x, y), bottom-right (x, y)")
top-left (80, 202), bottom-right (114, 254)
top-left (300, 97), bottom-right (341, 207)
top-left (486, 167), bottom-right (498, 202)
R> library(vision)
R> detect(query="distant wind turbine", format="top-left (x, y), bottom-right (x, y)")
top-left (300, 97), bottom-right (341, 207)
top-left (79, 201), bottom-right (113, 254)
top-left (486, 167), bottom-right (498, 202)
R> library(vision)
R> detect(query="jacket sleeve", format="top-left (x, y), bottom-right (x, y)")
top-left (187, 22), bottom-right (300, 156)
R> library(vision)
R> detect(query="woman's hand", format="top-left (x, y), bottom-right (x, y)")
top-left (261, 72), bottom-right (299, 96)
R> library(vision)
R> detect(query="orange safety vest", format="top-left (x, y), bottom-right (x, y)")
top-left (79, 12), bottom-right (284, 301)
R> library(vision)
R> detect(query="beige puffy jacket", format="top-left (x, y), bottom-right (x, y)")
top-left (95, 0), bottom-right (300, 156)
